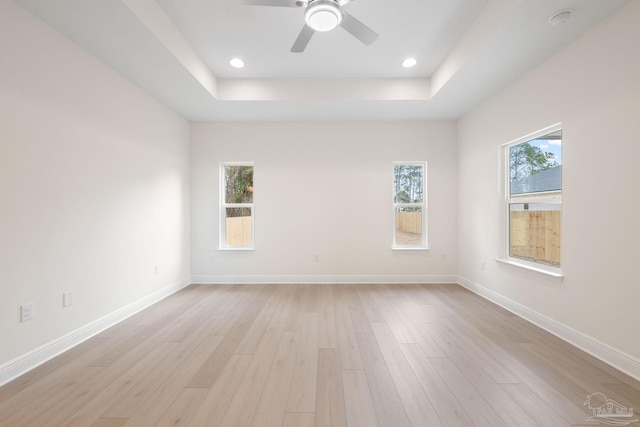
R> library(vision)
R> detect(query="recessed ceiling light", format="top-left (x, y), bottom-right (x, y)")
top-left (229, 58), bottom-right (245, 68)
top-left (402, 57), bottom-right (417, 68)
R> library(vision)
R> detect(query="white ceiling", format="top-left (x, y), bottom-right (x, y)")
top-left (157, 0), bottom-right (486, 79)
top-left (15, 0), bottom-right (628, 121)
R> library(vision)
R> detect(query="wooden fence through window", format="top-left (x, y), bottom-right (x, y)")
top-left (226, 211), bottom-right (561, 265)
top-left (395, 212), bottom-right (422, 235)
top-left (510, 210), bottom-right (561, 266)
top-left (226, 216), bottom-right (252, 246)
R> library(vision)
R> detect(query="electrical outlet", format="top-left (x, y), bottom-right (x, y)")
top-left (20, 303), bottom-right (34, 322)
top-left (440, 254), bottom-right (446, 262)
top-left (63, 292), bottom-right (73, 308)
top-left (313, 254), bottom-right (319, 262)
top-left (154, 264), bottom-right (159, 275)
top-left (480, 261), bottom-right (486, 271)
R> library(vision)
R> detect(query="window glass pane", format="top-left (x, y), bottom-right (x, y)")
top-left (225, 207), bottom-right (252, 246)
top-left (224, 165), bottom-right (254, 204)
top-left (395, 206), bottom-right (422, 246)
top-left (394, 164), bottom-right (423, 203)
top-left (509, 203), bottom-right (561, 266)
top-left (509, 130), bottom-right (562, 196)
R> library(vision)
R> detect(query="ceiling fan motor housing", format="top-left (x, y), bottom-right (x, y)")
top-left (305, 0), bottom-right (342, 32)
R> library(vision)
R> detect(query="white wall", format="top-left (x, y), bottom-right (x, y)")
top-left (0, 2), bottom-right (191, 375)
top-left (457, 0), bottom-right (640, 372)
top-left (191, 121), bottom-right (457, 283)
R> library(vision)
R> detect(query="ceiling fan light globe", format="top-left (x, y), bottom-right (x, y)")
top-left (305, 0), bottom-right (342, 32)
top-left (308, 10), bottom-right (339, 31)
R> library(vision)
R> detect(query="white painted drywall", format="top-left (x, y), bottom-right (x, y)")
top-left (0, 2), bottom-right (191, 367)
top-left (190, 121), bottom-right (457, 282)
top-left (457, 1), bottom-right (640, 360)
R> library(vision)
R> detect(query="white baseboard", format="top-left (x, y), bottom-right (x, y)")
top-left (0, 276), bottom-right (191, 387)
top-left (457, 276), bottom-right (640, 382)
top-left (190, 274), bottom-right (458, 285)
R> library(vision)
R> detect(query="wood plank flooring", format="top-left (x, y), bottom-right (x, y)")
top-left (1, 283), bottom-right (639, 426)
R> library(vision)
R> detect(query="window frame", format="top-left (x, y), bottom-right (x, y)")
top-left (392, 161), bottom-right (428, 250)
top-left (220, 162), bottom-right (255, 251)
top-left (499, 123), bottom-right (562, 279)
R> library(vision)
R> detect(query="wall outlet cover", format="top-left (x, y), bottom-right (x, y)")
top-left (63, 292), bottom-right (73, 307)
top-left (20, 303), bottom-right (34, 322)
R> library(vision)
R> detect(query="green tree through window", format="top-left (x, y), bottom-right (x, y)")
top-left (393, 162), bottom-right (427, 249)
top-left (394, 164), bottom-right (423, 204)
top-left (509, 137), bottom-right (559, 183)
top-left (224, 165), bottom-right (253, 217)
top-left (221, 163), bottom-right (254, 248)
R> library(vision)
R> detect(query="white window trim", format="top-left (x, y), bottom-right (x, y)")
top-left (392, 161), bottom-right (429, 251)
top-left (219, 162), bottom-right (255, 251)
top-left (498, 123), bottom-right (563, 280)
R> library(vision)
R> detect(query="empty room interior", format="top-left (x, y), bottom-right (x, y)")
top-left (1, 0), bottom-right (639, 425)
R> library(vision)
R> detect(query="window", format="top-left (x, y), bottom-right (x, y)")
top-left (220, 163), bottom-right (254, 249)
top-left (502, 124), bottom-right (562, 273)
top-left (393, 162), bottom-right (427, 249)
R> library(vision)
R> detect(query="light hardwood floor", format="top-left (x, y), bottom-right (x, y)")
top-left (1, 284), bottom-right (638, 426)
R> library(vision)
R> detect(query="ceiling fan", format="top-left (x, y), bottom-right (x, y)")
top-left (244, 0), bottom-right (379, 53)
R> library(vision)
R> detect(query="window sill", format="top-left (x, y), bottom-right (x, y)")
top-left (392, 247), bottom-right (430, 251)
top-left (496, 258), bottom-right (564, 283)
top-left (218, 247), bottom-right (255, 251)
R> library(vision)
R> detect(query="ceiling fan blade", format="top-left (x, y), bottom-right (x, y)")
top-left (291, 25), bottom-right (315, 53)
top-left (242, 0), bottom-right (297, 7)
top-left (340, 10), bottom-right (378, 45)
